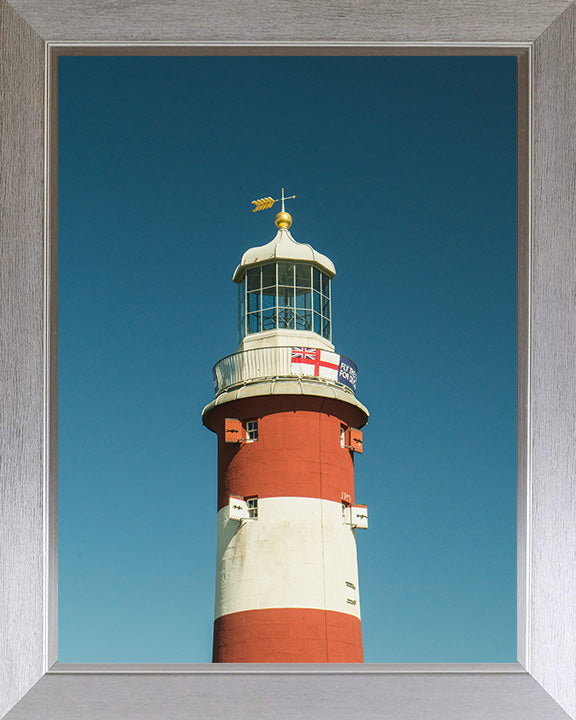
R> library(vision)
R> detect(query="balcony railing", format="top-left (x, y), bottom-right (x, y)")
top-left (212, 346), bottom-right (358, 396)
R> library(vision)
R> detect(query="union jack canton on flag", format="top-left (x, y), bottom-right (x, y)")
top-left (291, 347), bottom-right (318, 361)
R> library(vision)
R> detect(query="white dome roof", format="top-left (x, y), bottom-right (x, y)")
top-left (232, 227), bottom-right (336, 282)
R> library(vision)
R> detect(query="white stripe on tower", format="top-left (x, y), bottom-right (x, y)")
top-left (215, 497), bottom-right (361, 619)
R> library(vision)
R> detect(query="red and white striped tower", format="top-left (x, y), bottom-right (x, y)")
top-left (202, 192), bottom-right (369, 663)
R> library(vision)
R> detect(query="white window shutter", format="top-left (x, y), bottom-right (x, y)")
top-left (351, 504), bottom-right (368, 529)
top-left (229, 496), bottom-right (249, 521)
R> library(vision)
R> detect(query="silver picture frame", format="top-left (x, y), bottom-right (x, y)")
top-left (1, 2), bottom-right (575, 718)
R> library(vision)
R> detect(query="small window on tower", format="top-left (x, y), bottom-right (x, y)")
top-left (340, 424), bottom-right (347, 448)
top-left (245, 419), bottom-right (258, 442)
top-left (246, 496), bottom-right (258, 519)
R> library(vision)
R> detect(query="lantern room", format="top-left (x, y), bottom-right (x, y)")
top-left (232, 209), bottom-right (336, 352)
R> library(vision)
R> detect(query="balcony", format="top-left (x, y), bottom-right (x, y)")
top-left (212, 346), bottom-right (358, 397)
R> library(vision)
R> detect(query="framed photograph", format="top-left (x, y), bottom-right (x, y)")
top-left (1, 2), bottom-right (575, 718)
top-left (55, 52), bottom-right (517, 668)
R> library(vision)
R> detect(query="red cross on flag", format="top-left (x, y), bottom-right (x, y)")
top-left (291, 347), bottom-right (340, 382)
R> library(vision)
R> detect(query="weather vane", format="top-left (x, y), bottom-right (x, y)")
top-left (251, 188), bottom-right (296, 213)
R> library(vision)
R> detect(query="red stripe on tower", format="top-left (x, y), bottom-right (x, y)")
top-left (213, 609), bottom-right (363, 663)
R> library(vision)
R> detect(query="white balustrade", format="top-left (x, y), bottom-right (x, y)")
top-left (213, 346), bottom-right (357, 396)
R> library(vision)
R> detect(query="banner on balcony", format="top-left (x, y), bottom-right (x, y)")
top-left (337, 355), bottom-right (358, 392)
top-left (291, 347), bottom-right (357, 392)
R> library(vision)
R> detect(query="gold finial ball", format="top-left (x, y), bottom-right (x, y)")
top-left (275, 211), bottom-right (292, 229)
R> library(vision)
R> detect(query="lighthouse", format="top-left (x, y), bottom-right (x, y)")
top-left (202, 191), bottom-right (369, 663)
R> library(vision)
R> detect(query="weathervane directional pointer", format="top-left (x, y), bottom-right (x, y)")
top-left (251, 187), bottom-right (296, 213)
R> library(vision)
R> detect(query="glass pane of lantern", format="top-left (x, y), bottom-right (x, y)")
top-left (247, 290), bottom-right (260, 312)
top-left (277, 262), bottom-right (294, 286)
top-left (277, 307), bottom-right (295, 329)
top-left (247, 312), bottom-right (260, 334)
top-left (277, 286), bottom-right (294, 308)
top-left (313, 290), bottom-right (321, 314)
top-left (262, 286), bottom-right (275, 309)
top-left (262, 263), bottom-right (276, 289)
top-left (296, 310), bottom-right (312, 331)
top-left (313, 312), bottom-right (322, 334)
top-left (238, 281), bottom-right (245, 322)
top-left (321, 273), bottom-right (330, 297)
top-left (262, 308), bottom-right (276, 331)
top-left (295, 264), bottom-right (311, 288)
top-left (313, 267), bottom-right (321, 292)
top-left (296, 288), bottom-right (311, 309)
top-left (246, 266), bottom-right (261, 292)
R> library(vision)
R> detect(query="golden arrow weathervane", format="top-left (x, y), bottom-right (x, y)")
top-left (251, 188), bottom-right (296, 213)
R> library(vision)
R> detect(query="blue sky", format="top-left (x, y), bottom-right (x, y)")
top-left (58, 55), bottom-right (517, 663)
